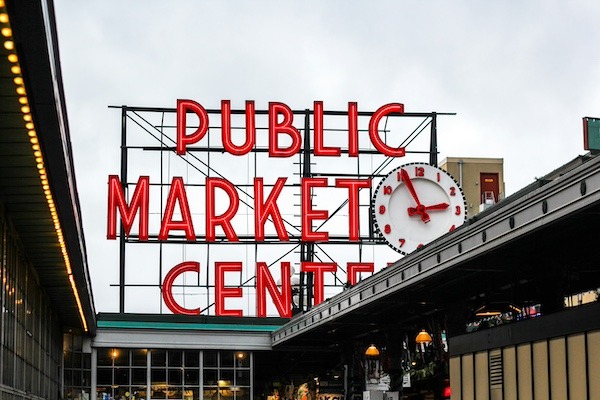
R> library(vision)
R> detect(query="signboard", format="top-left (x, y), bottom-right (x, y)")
top-left (583, 117), bottom-right (600, 151)
top-left (107, 100), bottom-right (448, 317)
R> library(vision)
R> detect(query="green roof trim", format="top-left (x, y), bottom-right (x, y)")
top-left (97, 320), bottom-right (282, 332)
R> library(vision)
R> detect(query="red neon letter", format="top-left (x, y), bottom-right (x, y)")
top-left (221, 100), bottom-right (256, 155)
top-left (159, 177), bottom-right (195, 241)
top-left (256, 262), bottom-right (292, 318)
top-left (107, 175), bottom-right (149, 241)
top-left (301, 262), bottom-right (337, 305)
top-left (206, 178), bottom-right (239, 242)
top-left (335, 178), bottom-right (371, 241)
top-left (176, 99), bottom-right (209, 155)
top-left (347, 262), bottom-right (374, 286)
top-left (301, 178), bottom-right (329, 241)
top-left (268, 102), bottom-right (301, 157)
top-left (313, 101), bottom-right (341, 157)
top-left (368, 103), bottom-right (406, 157)
top-left (254, 178), bottom-right (289, 241)
top-left (348, 102), bottom-right (359, 157)
top-left (215, 262), bottom-right (243, 317)
top-left (162, 261), bottom-right (200, 315)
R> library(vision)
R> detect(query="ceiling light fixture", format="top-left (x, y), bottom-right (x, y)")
top-left (365, 344), bottom-right (380, 357)
top-left (415, 329), bottom-right (433, 345)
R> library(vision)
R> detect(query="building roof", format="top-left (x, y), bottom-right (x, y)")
top-left (1, 0), bottom-right (96, 333)
top-left (272, 152), bottom-right (600, 348)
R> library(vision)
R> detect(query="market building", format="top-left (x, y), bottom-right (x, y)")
top-left (2, 1), bottom-right (600, 400)
top-left (0, 0), bottom-right (96, 399)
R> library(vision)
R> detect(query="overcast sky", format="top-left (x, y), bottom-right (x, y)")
top-left (53, 1), bottom-right (600, 313)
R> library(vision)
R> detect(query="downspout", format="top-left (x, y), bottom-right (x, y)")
top-left (458, 159), bottom-right (463, 187)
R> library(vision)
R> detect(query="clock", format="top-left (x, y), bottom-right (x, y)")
top-left (372, 162), bottom-right (467, 254)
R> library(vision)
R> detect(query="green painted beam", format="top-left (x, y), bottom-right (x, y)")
top-left (97, 320), bottom-right (282, 332)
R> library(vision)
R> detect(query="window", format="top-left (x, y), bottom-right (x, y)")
top-left (95, 348), bottom-right (253, 400)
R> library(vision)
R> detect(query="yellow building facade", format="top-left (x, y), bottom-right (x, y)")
top-left (440, 157), bottom-right (505, 217)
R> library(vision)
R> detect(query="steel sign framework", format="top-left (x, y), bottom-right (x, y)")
top-left (109, 102), bottom-right (454, 316)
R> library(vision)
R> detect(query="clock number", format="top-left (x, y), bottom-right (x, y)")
top-left (379, 205), bottom-right (386, 214)
top-left (437, 172), bottom-right (441, 182)
top-left (415, 166), bottom-right (425, 177)
top-left (450, 186), bottom-right (456, 196)
top-left (449, 224), bottom-right (456, 232)
top-left (455, 205), bottom-right (461, 215)
top-left (399, 238), bottom-right (406, 247)
top-left (384, 224), bottom-right (391, 234)
top-left (417, 244), bottom-right (424, 249)
top-left (383, 185), bottom-right (392, 195)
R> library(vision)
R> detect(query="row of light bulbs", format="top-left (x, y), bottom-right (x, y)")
top-left (1, 1), bottom-right (88, 332)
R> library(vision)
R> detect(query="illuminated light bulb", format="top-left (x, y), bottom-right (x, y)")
top-left (30, 137), bottom-right (38, 144)
top-left (36, 157), bottom-right (43, 163)
top-left (14, 77), bottom-right (23, 85)
top-left (16, 86), bottom-right (25, 95)
top-left (1, 28), bottom-right (11, 37)
top-left (44, 189), bottom-right (50, 195)
top-left (0, 14), bottom-right (8, 23)
top-left (8, 54), bottom-right (17, 63)
top-left (25, 122), bottom-right (34, 129)
top-left (23, 114), bottom-right (31, 122)
top-left (36, 163), bottom-right (44, 169)
top-left (32, 145), bottom-right (40, 151)
top-left (40, 174), bottom-right (46, 180)
top-left (34, 151), bottom-right (41, 157)
top-left (28, 130), bottom-right (36, 137)
top-left (21, 105), bottom-right (30, 113)
top-left (19, 97), bottom-right (27, 104)
top-left (11, 65), bottom-right (20, 75)
top-left (4, 40), bottom-right (14, 50)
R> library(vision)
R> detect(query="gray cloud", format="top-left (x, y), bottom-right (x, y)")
top-left (54, 0), bottom-right (600, 311)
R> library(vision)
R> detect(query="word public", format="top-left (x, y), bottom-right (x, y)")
top-left (107, 100), bottom-right (405, 317)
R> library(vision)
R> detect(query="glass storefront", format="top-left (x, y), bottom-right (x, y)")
top-left (64, 333), bottom-right (92, 400)
top-left (0, 207), bottom-right (64, 399)
top-left (95, 348), bottom-right (252, 400)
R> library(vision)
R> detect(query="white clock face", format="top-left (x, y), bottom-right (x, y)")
top-left (372, 162), bottom-right (467, 254)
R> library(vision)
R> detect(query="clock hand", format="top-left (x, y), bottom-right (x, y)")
top-left (423, 202), bottom-right (450, 211)
top-left (400, 169), bottom-right (432, 223)
top-left (406, 205), bottom-right (431, 223)
top-left (400, 168), bottom-right (423, 207)
top-left (407, 203), bottom-right (449, 222)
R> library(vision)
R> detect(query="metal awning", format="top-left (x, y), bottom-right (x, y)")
top-left (272, 153), bottom-right (600, 349)
top-left (1, 0), bottom-right (95, 334)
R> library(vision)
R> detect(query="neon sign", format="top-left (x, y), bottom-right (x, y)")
top-left (107, 100), bottom-right (414, 317)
